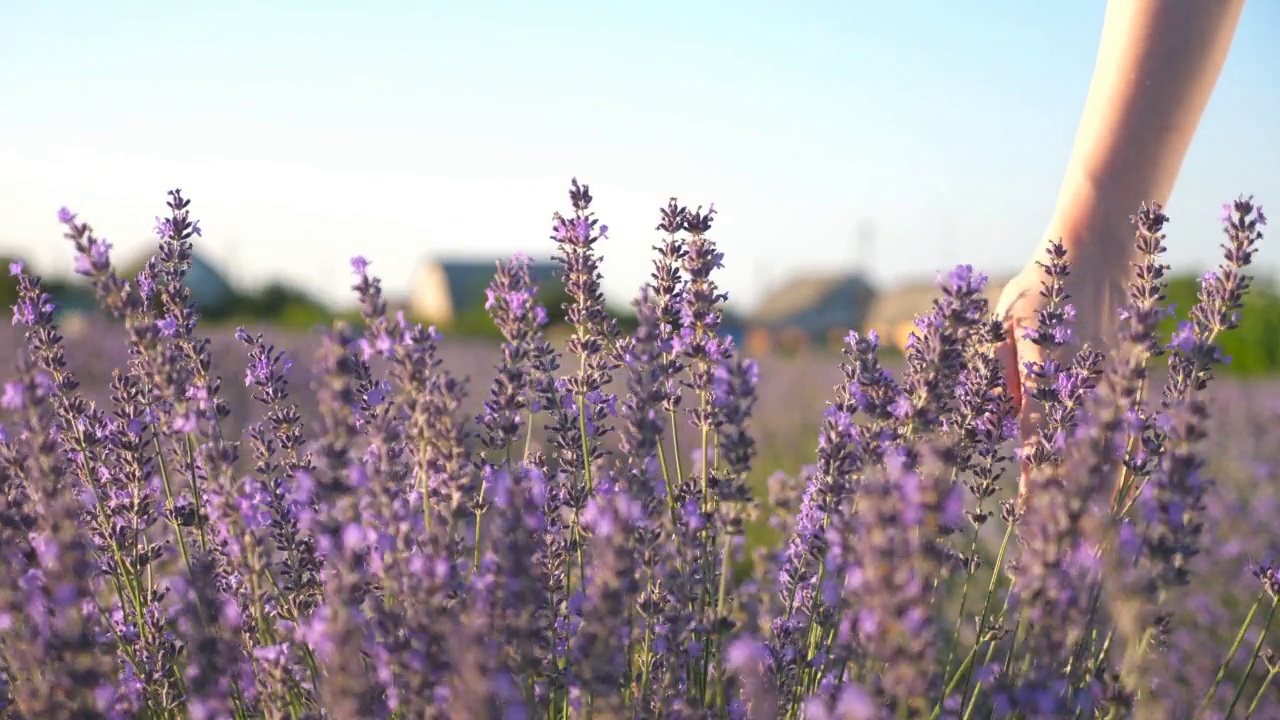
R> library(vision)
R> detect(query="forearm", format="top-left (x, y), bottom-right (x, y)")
top-left (1049, 0), bottom-right (1245, 263)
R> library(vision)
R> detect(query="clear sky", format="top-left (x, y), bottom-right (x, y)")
top-left (2, 0), bottom-right (1277, 311)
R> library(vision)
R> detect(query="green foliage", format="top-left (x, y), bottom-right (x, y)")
top-left (447, 300), bottom-right (506, 340)
top-left (538, 284), bottom-right (572, 327)
top-left (0, 261), bottom-right (98, 320)
top-left (439, 283), bottom-right (644, 339)
top-left (221, 282), bottom-right (333, 329)
top-left (0, 257), bottom-right (18, 309)
top-left (1160, 272), bottom-right (1280, 376)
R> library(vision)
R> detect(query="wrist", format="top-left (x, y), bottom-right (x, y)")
top-left (1039, 165), bottom-right (1145, 274)
top-left (1036, 220), bottom-right (1138, 277)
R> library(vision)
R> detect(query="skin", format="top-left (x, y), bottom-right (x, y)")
top-left (993, 0), bottom-right (1247, 491)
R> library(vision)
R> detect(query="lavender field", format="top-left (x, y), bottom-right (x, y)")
top-left (1, 185), bottom-right (1277, 719)
top-left (0, 326), bottom-right (842, 489)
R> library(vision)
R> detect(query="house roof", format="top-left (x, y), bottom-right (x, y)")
top-left (119, 249), bottom-right (235, 308)
top-left (428, 257), bottom-right (561, 313)
top-left (863, 275), bottom-right (1010, 331)
top-left (186, 254), bottom-right (234, 307)
top-left (750, 272), bottom-right (875, 325)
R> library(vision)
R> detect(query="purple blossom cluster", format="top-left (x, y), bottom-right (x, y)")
top-left (0, 183), bottom-right (1274, 720)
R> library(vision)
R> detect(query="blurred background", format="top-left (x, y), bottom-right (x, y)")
top-left (1, 0), bottom-right (1279, 371)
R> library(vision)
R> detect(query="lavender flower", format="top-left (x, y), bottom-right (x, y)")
top-left (0, 184), bottom-right (1271, 720)
top-left (549, 178), bottom-right (619, 487)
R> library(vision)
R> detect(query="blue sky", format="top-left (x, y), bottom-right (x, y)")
top-left (2, 0), bottom-right (1277, 311)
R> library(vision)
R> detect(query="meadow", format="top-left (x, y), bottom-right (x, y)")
top-left (0, 183), bottom-right (1276, 719)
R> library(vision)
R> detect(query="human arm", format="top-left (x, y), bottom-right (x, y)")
top-left (995, 0), bottom-right (1247, 490)
top-left (1046, 0), bottom-right (1246, 270)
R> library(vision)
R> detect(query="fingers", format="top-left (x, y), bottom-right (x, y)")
top-left (995, 332), bottom-right (1022, 413)
top-left (1014, 331), bottom-right (1049, 499)
top-left (998, 319), bottom-right (1054, 499)
top-left (995, 325), bottom-right (1032, 498)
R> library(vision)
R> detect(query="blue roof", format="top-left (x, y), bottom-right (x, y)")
top-left (438, 259), bottom-right (561, 313)
top-left (185, 254), bottom-right (234, 309)
top-left (50, 284), bottom-right (97, 318)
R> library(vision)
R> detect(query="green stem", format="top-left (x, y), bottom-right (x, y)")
top-left (473, 471), bottom-right (488, 573)
top-left (656, 442), bottom-right (677, 524)
top-left (522, 409), bottom-right (535, 463)
top-left (1245, 669), bottom-right (1280, 719)
top-left (960, 521), bottom-right (1015, 711)
top-left (944, 527), bottom-right (982, 677)
top-left (669, 411), bottom-right (684, 485)
top-left (577, 392), bottom-right (594, 492)
top-left (637, 626), bottom-right (653, 707)
top-left (1224, 594), bottom-right (1280, 719)
top-left (965, 586), bottom-right (1014, 720)
top-left (1063, 582), bottom-right (1105, 705)
top-left (416, 436), bottom-right (433, 534)
top-left (999, 607), bottom-right (1025, 683)
top-left (183, 433), bottom-right (210, 552)
top-left (1201, 590), bottom-right (1267, 713)
top-left (699, 425), bottom-right (709, 500)
top-left (933, 644), bottom-right (980, 720)
top-left (155, 436), bottom-right (195, 576)
top-left (1110, 376), bottom-right (1147, 513)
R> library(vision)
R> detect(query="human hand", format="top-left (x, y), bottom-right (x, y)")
top-left (994, 233), bottom-right (1131, 497)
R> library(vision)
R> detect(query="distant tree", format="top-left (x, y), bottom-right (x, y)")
top-left (1160, 273), bottom-right (1280, 377)
top-left (225, 282), bottom-right (333, 329)
top-left (0, 256), bottom-right (18, 309)
top-left (440, 281), bottom-right (651, 339)
top-left (540, 284), bottom-right (572, 327)
top-left (444, 283), bottom-right (569, 339)
top-left (448, 301), bottom-right (506, 340)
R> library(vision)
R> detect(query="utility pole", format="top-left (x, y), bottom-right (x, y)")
top-left (944, 214), bottom-right (957, 272)
top-left (752, 256), bottom-right (768, 310)
top-left (855, 218), bottom-right (876, 278)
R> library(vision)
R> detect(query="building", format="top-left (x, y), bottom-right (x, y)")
top-left (185, 253), bottom-right (235, 311)
top-left (409, 256), bottom-right (561, 326)
top-left (45, 250), bottom-right (237, 325)
top-left (118, 250), bottom-right (237, 315)
top-left (862, 275), bottom-right (1009, 351)
top-left (745, 272), bottom-right (876, 355)
top-left (49, 283), bottom-right (97, 325)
